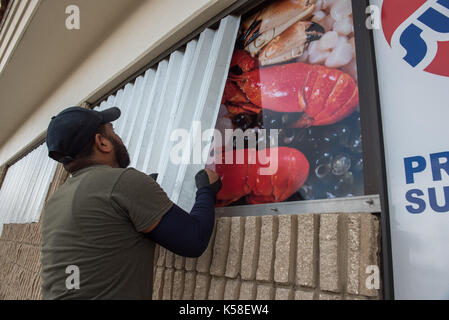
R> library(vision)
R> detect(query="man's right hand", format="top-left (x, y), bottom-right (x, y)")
top-left (204, 169), bottom-right (219, 184)
top-left (195, 169), bottom-right (222, 194)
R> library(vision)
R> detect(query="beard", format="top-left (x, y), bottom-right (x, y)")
top-left (110, 135), bottom-right (130, 168)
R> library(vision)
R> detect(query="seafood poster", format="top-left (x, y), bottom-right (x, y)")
top-left (371, 0), bottom-right (449, 299)
top-left (211, 0), bottom-right (364, 207)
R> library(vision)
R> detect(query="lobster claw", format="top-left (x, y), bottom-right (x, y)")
top-left (240, 0), bottom-right (317, 56)
top-left (258, 21), bottom-right (324, 66)
top-left (239, 19), bottom-right (262, 48)
top-left (212, 147), bottom-right (310, 206)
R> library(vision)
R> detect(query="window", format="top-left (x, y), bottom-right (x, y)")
top-left (92, 0), bottom-right (381, 216)
top-left (210, 0), bottom-right (365, 208)
top-left (0, 144), bottom-right (58, 225)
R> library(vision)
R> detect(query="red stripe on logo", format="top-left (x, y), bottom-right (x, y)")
top-left (424, 40), bottom-right (449, 77)
top-left (382, 0), bottom-right (427, 46)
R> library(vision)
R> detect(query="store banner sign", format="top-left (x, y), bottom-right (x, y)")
top-left (371, 0), bottom-right (449, 299)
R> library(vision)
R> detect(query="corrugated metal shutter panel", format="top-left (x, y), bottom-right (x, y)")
top-left (95, 16), bottom-right (240, 211)
top-left (0, 144), bottom-right (58, 225)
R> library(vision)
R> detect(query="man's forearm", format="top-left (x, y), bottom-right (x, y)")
top-left (146, 187), bottom-right (216, 257)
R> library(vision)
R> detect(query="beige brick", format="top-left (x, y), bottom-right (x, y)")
top-left (16, 244), bottom-right (27, 266)
top-left (256, 284), bottom-right (274, 300)
top-left (31, 247), bottom-right (42, 274)
top-left (296, 214), bottom-right (316, 288)
top-left (172, 270), bottom-right (185, 300)
top-left (208, 277), bottom-right (226, 300)
top-left (239, 281), bottom-right (256, 300)
top-left (319, 292), bottom-right (342, 300)
top-left (275, 287), bottom-right (292, 300)
top-left (225, 217), bottom-right (243, 278)
top-left (154, 246), bottom-right (159, 269)
top-left (152, 267), bottom-right (164, 300)
top-left (32, 272), bottom-right (42, 300)
top-left (26, 271), bottom-right (35, 300)
top-left (7, 242), bottom-right (19, 263)
top-left (22, 224), bottom-right (33, 244)
top-left (30, 223), bottom-right (42, 246)
top-left (174, 254), bottom-right (185, 270)
top-left (23, 245), bottom-right (33, 271)
top-left (294, 289), bottom-right (314, 300)
top-left (224, 278), bottom-right (240, 300)
top-left (156, 246), bottom-right (166, 267)
top-left (274, 215), bottom-right (294, 284)
top-left (165, 251), bottom-right (174, 268)
top-left (196, 223), bottom-right (217, 273)
top-left (0, 242), bottom-right (6, 257)
top-left (359, 214), bottom-right (380, 297)
top-left (194, 273), bottom-right (210, 300)
top-left (9, 225), bottom-right (20, 243)
top-left (210, 217), bottom-right (231, 277)
top-left (162, 268), bottom-right (174, 300)
top-left (182, 272), bottom-right (196, 300)
top-left (319, 214), bottom-right (340, 292)
top-left (15, 225), bottom-right (27, 242)
top-left (347, 214), bottom-right (361, 295)
top-left (185, 257), bottom-right (197, 271)
top-left (256, 215), bottom-right (276, 281)
top-left (241, 216), bottom-right (260, 281)
top-left (2, 225), bottom-right (12, 240)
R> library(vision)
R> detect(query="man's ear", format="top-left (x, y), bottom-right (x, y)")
top-left (94, 133), bottom-right (113, 153)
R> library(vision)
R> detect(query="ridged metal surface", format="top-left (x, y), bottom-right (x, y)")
top-left (95, 16), bottom-right (240, 211)
top-left (0, 144), bottom-right (58, 225)
top-left (0, 16), bottom-right (240, 234)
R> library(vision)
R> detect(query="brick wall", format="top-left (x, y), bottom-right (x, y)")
top-left (0, 164), bottom-right (68, 300)
top-left (0, 161), bottom-right (382, 300)
top-left (152, 213), bottom-right (381, 300)
top-left (0, 223), bottom-right (43, 299)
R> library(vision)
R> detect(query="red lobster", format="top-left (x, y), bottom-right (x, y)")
top-left (209, 147), bottom-right (309, 206)
top-left (223, 50), bottom-right (359, 127)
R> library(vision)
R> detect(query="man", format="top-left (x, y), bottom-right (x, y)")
top-left (41, 106), bottom-right (221, 300)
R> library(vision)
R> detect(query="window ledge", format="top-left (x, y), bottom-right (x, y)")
top-left (216, 195), bottom-right (381, 217)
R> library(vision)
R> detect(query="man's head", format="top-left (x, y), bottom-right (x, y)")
top-left (46, 106), bottom-right (130, 173)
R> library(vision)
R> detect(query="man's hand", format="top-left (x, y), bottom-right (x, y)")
top-left (195, 169), bottom-right (222, 194)
top-left (205, 169), bottom-right (219, 184)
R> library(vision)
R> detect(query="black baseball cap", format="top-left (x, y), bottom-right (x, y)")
top-left (46, 106), bottom-right (121, 164)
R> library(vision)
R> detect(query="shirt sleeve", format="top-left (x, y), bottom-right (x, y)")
top-left (110, 168), bottom-right (173, 232)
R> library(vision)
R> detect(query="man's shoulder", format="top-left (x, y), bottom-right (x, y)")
top-left (49, 166), bottom-right (132, 200)
top-left (80, 166), bottom-right (150, 193)
top-left (80, 166), bottom-right (136, 182)
top-left (110, 167), bottom-right (156, 191)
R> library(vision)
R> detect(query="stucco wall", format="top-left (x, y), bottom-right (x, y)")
top-left (0, 0), bottom-right (238, 166)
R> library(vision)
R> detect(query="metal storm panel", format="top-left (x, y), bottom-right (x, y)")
top-left (170, 15), bottom-right (241, 211)
top-left (93, 16), bottom-right (241, 211)
top-left (0, 144), bottom-right (57, 225)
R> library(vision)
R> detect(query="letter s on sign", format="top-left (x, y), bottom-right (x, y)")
top-left (405, 189), bottom-right (426, 214)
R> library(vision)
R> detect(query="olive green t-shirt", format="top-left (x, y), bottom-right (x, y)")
top-left (41, 165), bottom-right (173, 300)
